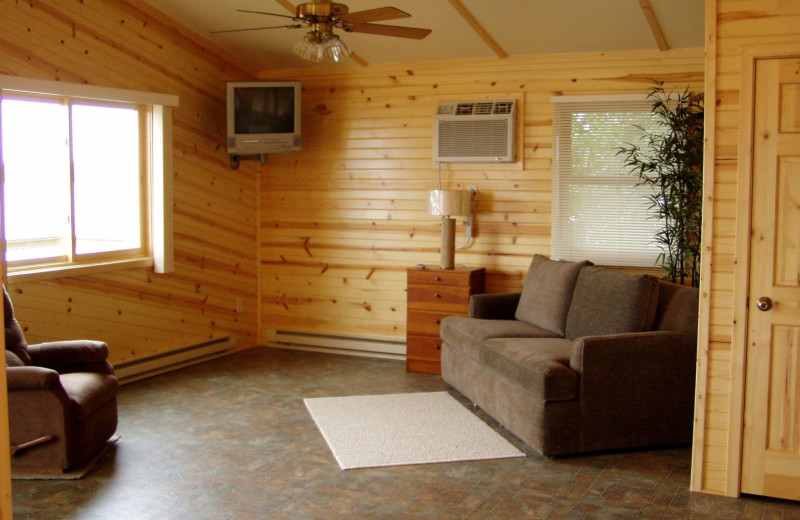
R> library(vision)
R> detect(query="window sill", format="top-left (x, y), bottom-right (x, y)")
top-left (7, 257), bottom-right (155, 282)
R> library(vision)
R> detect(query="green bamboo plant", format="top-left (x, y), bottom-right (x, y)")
top-left (618, 81), bottom-right (704, 286)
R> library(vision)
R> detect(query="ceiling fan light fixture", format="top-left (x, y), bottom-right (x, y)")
top-left (322, 34), bottom-right (351, 62)
top-left (293, 31), bottom-right (325, 62)
top-left (293, 30), bottom-right (351, 63)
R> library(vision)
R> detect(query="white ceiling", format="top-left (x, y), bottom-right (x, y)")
top-left (143, 0), bottom-right (705, 71)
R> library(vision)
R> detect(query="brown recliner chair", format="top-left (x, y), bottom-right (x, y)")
top-left (4, 285), bottom-right (118, 472)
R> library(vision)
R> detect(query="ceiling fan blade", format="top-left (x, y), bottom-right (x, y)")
top-left (211, 24), bottom-right (303, 34)
top-left (337, 7), bottom-right (410, 24)
top-left (236, 9), bottom-right (298, 20)
top-left (347, 23), bottom-right (432, 40)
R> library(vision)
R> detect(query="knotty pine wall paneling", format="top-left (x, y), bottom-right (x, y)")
top-left (689, 0), bottom-right (800, 497)
top-left (256, 49), bottom-right (704, 343)
top-left (0, 0), bottom-right (260, 363)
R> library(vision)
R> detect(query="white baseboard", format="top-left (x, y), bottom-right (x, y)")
top-left (266, 329), bottom-right (405, 361)
top-left (114, 336), bottom-right (237, 385)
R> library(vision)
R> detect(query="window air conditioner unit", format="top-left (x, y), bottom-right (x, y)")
top-left (434, 100), bottom-right (516, 163)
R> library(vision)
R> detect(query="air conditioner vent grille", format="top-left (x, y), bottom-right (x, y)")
top-left (455, 103), bottom-right (473, 115)
top-left (452, 101), bottom-right (513, 116)
top-left (494, 101), bottom-right (514, 114)
top-left (437, 120), bottom-right (510, 158)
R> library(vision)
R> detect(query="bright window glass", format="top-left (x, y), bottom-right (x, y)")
top-left (72, 103), bottom-right (142, 254)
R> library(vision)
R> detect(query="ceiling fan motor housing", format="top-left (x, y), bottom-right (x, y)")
top-left (296, 1), bottom-right (349, 23)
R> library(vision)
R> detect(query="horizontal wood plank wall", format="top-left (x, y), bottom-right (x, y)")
top-left (256, 49), bottom-right (704, 342)
top-left (690, 0), bottom-right (800, 497)
top-left (0, 0), bottom-right (260, 364)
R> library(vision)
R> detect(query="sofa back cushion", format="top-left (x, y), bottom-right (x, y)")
top-left (653, 281), bottom-right (699, 335)
top-left (514, 255), bottom-right (592, 336)
top-left (564, 267), bottom-right (660, 340)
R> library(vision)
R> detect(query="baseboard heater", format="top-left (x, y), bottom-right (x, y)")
top-left (114, 336), bottom-right (237, 385)
top-left (267, 329), bottom-right (405, 360)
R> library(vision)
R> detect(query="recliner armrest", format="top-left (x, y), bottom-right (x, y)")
top-left (469, 292), bottom-right (521, 319)
top-left (27, 340), bottom-right (113, 375)
top-left (6, 366), bottom-right (63, 392)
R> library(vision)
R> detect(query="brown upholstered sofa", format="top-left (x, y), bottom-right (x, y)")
top-left (440, 255), bottom-right (699, 457)
top-left (4, 286), bottom-right (118, 472)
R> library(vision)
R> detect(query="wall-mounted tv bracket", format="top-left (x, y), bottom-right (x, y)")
top-left (230, 153), bottom-right (268, 170)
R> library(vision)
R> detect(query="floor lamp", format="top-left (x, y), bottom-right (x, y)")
top-left (429, 189), bottom-right (472, 269)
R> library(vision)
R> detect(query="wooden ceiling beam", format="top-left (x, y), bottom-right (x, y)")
top-left (446, 0), bottom-right (507, 59)
top-left (273, 0), bottom-right (369, 66)
top-left (638, 0), bottom-right (669, 51)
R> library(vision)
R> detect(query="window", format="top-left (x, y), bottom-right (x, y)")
top-left (0, 75), bottom-right (177, 277)
top-left (551, 95), bottom-right (663, 267)
top-left (2, 95), bottom-right (145, 264)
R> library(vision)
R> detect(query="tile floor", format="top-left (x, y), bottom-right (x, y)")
top-left (11, 347), bottom-right (800, 519)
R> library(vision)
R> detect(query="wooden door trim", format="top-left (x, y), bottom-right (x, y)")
top-left (729, 44), bottom-right (800, 498)
top-left (689, 0), bottom-right (716, 494)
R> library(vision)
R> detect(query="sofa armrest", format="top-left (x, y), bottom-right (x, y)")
top-left (569, 331), bottom-right (696, 375)
top-left (27, 340), bottom-right (113, 375)
top-left (6, 366), bottom-right (63, 392)
top-left (469, 292), bottom-right (521, 319)
top-left (568, 331), bottom-right (697, 449)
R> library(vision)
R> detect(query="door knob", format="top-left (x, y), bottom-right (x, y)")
top-left (756, 296), bottom-right (773, 311)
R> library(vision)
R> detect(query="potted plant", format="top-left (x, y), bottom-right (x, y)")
top-left (618, 81), bottom-right (704, 286)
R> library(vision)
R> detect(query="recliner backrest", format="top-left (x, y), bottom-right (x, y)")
top-left (4, 285), bottom-right (32, 365)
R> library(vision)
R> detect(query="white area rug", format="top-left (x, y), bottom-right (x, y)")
top-left (304, 391), bottom-right (525, 470)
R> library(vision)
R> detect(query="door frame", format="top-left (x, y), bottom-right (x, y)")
top-left (728, 43), bottom-right (800, 498)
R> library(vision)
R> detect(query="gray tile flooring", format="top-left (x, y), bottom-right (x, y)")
top-left (11, 348), bottom-right (800, 519)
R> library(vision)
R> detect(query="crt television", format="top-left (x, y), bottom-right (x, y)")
top-left (226, 80), bottom-right (301, 155)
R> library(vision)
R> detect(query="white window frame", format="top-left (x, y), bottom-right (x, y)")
top-left (550, 94), bottom-right (664, 267)
top-left (0, 74), bottom-right (178, 279)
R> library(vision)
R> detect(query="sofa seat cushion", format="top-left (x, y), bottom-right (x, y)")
top-left (565, 267), bottom-right (660, 340)
top-left (514, 255), bottom-right (592, 336)
top-left (441, 315), bottom-right (560, 361)
top-left (481, 337), bottom-right (577, 402)
top-left (60, 372), bottom-right (118, 422)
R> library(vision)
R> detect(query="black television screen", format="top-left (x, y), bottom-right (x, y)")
top-left (233, 86), bottom-right (295, 135)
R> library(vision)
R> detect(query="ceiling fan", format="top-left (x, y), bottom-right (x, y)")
top-left (215, 0), bottom-right (432, 63)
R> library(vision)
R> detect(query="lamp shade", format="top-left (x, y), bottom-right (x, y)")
top-left (429, 189), bottom-right (472, 217)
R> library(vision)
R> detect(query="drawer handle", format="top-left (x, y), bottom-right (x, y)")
top-left (434, 319), bottom-right (441, 324)
top-left (434, 293), bottom-right (441, 298)
top-left (434, 276), bottom-right (442, 281)
top-left (435, 344), bottom-right (441, 350)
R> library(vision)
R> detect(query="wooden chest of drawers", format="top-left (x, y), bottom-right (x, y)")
top-left (406, 266), bottom-right (485, 374)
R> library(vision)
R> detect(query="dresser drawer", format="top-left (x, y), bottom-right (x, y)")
top-left (406, 310), bottom-right (458, 336)
top-left (406, 335), bottom-right (442, 361)
top-left (407, 267), bottom-right (483, 290)
top-left (407, 284), bottom-right (471, 311)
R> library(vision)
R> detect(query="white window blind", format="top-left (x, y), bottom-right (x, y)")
top-left (551, 95), bottom-right (663, 267)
